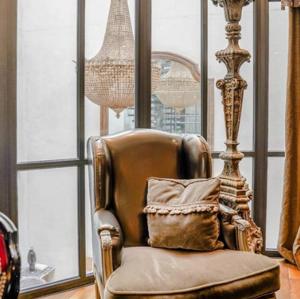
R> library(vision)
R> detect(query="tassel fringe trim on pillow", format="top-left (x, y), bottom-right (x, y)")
top-left (143, 204), bottom-right (219, 215)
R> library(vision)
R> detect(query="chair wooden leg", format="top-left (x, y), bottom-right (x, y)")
top-left (95, 282), bottom-right (101, 299)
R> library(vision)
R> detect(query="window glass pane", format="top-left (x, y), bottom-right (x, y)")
top-left (151, 0), bottom-right (201, 135)
top-left (17, 0), bottom-right (77, 162)
top-left (18, 168), bottom-right (78, 290)
top-left (266, 157), bottom-right (285, 250)
top-left (269, 3), bottom-right (288, 151)
top-left (85, 0), bottom-right (135, 148)
top-left (208, 2), bottom-right (253, 151)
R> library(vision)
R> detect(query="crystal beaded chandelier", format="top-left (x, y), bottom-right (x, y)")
top-left (85, 0), bottom-right (160, 118)
top-left (85, 0), bottom-right (134, 117)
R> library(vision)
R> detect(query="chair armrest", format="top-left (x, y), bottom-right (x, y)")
top-left (219, 204), bottom-right (253, 252)
top-left (94, 210), bottom-right (123, 283)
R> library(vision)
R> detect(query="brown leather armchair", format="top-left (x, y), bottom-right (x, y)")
top-left (88, 129), bottom-right (280, 299)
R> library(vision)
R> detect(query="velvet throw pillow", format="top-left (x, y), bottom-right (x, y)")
top-left (144, 177), bottom-right (224, 251)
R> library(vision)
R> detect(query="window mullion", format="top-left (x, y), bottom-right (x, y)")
top-left (135, 0), bottom-right (152, 128)
top-left (253, 0), bottom-right (269, 250)
top-left (201, 0), bottom-right (208, 140)
top-left (77, 0), bottom-right (86, 279)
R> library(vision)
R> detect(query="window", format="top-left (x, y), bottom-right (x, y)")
top-left (18, 168), bottom-right (78, 288)
top-left (266, 1), bottom-right (288, 250)
top-left (2, 0), bottom-right (286, 296)
top-left (151, 0), bottom-right (202, 136)
top-left (17, 0), bottom-right (77, 162)
top-left (17, 0), bottom-right (80, 292)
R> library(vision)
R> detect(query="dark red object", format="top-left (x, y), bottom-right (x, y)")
top-left (0, 213), bottom-right (20, 299)
top-left (0, 234), bottom-right (8, 272)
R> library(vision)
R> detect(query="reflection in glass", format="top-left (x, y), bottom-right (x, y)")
top-left (151, 54), bottom-right (205, 136)
top-left (151, 0), bottom-right (204, 137)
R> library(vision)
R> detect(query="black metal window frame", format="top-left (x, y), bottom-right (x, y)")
top-left (0, 0), bottom-right (285, 297)
top-left (256, 0), bottom-right (286, 256)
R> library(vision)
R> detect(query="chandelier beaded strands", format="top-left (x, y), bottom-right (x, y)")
top-left (85, 0), bottom-right (160, 120)
top-left (154, 61), bottom-right (200, 112)
top-left (85, 0), bottom-right (135, 118)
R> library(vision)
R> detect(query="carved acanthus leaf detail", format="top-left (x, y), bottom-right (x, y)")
top-left (212, 0), bottom-right (262, 253)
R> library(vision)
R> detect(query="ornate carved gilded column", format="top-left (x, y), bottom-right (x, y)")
top-left (212, 0), bottom-right (263, 253)
top-left (281, 0), bottom-right (300, 8)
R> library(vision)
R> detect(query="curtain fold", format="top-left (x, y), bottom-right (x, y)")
top-left (278, 7), bottom-right (300, 270)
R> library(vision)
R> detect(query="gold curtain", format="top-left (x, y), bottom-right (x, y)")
top-left (278, 7), bottom-right (300, 270)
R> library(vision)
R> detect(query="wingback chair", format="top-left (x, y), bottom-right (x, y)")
top-left (88, 129), bottom-right (280, 299)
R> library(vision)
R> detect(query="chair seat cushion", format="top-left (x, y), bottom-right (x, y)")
top-left (104, 247), bottom-right (280, 299)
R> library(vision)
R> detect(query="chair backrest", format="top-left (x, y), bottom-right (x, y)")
top-left (88, 129), bottom-right (211, 246)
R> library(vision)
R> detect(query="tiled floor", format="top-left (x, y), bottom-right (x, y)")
top-left (41, 261), bottom-right (300, 299)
